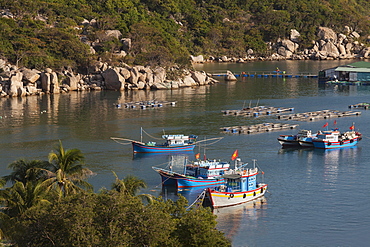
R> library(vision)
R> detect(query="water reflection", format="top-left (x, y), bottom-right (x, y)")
top-left (214, 197), bottom-right (267, 240)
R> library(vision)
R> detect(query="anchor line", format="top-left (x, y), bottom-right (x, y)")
top-left (186, 189), bottom-right (206, 210)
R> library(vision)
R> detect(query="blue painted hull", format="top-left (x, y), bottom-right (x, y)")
top-left (312, 137), bottom-right (359, 149)
top-left (154, 168), bottom-right (225, 189)
top-left (132, 141), bottom-right (196, 153)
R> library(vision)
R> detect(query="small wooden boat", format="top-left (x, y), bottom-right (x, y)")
top-left (152, 158), bottom-right (230, 189)
top-left (312, 127), bottom-right (362, 149)
top-left (203, 159), bottom-right (267, 209)
top-left (277, 129), bottom-right (314, 147)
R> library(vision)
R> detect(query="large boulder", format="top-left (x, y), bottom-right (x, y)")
top-left (321, 41), bottom-right (340, 57)
top-left (290, 29), bottom-right (301, 43)
top-left (277, 46), bottom-right (293, 58)
top-left (104, 30), bottom-right (122, 40)
top-left (40, 72), bottom-right (51, 93)
top-left (225, 70), bottom-right (237, 81)
top-left (183, 75), bottom-right (197, 87)
top-left (102, 68), bottom-right (125, 90)
top-left (64, 74), bottom-right (80, 91)
top-left (152, 67), bottom-right (166, 84)
top-left (281, 39), bottom-right (299, 53)
top-left (190, 55), bottom-right (204, 63)
top-left (22, 68), bottom-right (40, 83)
top-left (318, 27), bottom-right (337, 42)
top-left (9, 72), bottom-right (23, 97)
top-left (50, 72), bottom-right (60, 94)
top-left (191, 71), bottom-right (207, 85)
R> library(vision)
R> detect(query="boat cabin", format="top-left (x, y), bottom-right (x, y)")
top-left (315, 130), bottom-right (340, 142)
top-left (162, 134), bottom-right (197, 146)
top-left (185, 160), bottom-right (230, 179)
top-left (220, 167), bottom-right (258, 192)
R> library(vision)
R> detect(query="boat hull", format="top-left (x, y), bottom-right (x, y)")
top-left (205, 184), bottom-right (268, 208)
top-left (298, 137), bottom-right (315, 147)
top-left (154, 168), bottom-right (225, 188)
top-left (277, 135), bottom-right (300, 147)
top-left (312, 137), bottom-right (359, 149)
top-left (132, 141), bottom-right (196, 153)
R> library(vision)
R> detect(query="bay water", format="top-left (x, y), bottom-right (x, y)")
top-left (1, 60), bottom-right (370, 246)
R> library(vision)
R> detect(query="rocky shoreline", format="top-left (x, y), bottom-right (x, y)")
top-left (1, 26), bottom-right (370, 98)
top-left (191, 27), bottom-right (370, 63)
top-left (0, 59), bottom-right (219, 98)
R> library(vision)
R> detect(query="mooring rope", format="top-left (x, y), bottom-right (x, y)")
top-left (186, 189), bottom-right (206, 210)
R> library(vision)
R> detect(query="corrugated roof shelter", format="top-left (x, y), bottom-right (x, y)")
top-left (319, 61), bottom-right (370, 82)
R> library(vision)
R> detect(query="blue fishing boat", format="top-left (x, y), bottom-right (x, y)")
top-left (312, 128), bottom-right (362, 149)
top-left (203, 159), bottom-right (267, 209)
top-left (152, 158), bottom-right (230, 189)
top-left (278, 129), bottom-right (315, 147)
top-left (132, 133), bottom-right (197, 153)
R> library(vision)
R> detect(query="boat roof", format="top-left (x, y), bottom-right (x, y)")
top-left (223, 174), bottom-right (242, 179)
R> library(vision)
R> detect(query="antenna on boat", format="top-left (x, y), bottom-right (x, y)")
top-left (252, 159), bottom-right (256, 169)
top-left (256, 98), bottom-right (260, 107)
top-left (242, 100), bottom-right (246, 110)
top-left (249, 100), bottom-right (252, 108)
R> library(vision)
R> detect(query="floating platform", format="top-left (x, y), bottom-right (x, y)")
top-left (348, 103), bottom-right (370, 109)
top-left (221, 123), bottom-right (299, 134)
top-left (222, 106), bottom-right (294, 117)
top-left (212, 72), bottom-right (318, 78)
top-left (277, 109), bottom-right (361, 121)
top-left (116, 100), bottom-right (176, 109)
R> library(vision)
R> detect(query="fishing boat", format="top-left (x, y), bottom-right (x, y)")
top-left (111, 127), bottom-right (197, 153)
top-left (203, 158), bottom-right (267, 209)
top-left (277, 129), bottom-right (314, 147)
top-left (132, 134), bottom-right (197, 153)
top-left (312, 127), bottom-right (362, 149)
top-left (298, 130), bottom-right (317, 147)
top-left (152, 157), bottom-right (230, 189)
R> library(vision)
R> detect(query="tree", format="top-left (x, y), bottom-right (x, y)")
top-left (2, 159), bottom-right (50, 185)
top-left (41, 140), bottom-right (94, 198)
top-left (111, 172), bottom-right (153, 203)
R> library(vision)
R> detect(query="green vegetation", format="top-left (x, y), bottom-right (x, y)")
top-left (0, 0), bottom-right (369, 71)
top-left (0, 141), bottom-right (231, 246)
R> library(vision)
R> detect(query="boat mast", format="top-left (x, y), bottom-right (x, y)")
top-left (183, 157), bottom-right (187, 175)
top-left (140, 127), bottom-right (143, 143)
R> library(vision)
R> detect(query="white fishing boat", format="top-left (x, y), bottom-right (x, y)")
top-left (203, 158), bottom-right (267, 209)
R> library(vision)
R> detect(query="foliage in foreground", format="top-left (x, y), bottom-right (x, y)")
top-left (0, 141), bottom-right (231, 246)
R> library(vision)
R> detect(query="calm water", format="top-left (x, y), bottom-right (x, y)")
top-left (1, 60), bottom-right (370, 246)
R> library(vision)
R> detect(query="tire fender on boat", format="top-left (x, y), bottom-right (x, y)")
top-left (340, 141), bottom-right (343, 145)
top-left (229, 194), bottom-right (234, 198)
top-left (253, 192), bottom-right (256, 197)
top-left (327, 142), bottom-right (331, 146)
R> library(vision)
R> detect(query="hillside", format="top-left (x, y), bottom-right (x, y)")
top-left (0, 0), bottom-right (370, 72)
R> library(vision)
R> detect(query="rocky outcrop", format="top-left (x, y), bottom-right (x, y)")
top-left (192, 26), bottom-right (370, 62)
top-left (0, 58), bottom-right (221, 97)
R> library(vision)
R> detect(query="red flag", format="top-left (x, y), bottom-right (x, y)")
top-left (349, 125), bottom-right (355, 130)
top-left (195, 153), bottom-right (200, 159)
top-left (231, 150), bottom-right (238, 161)
top-left (322, 122), bottom-right (328, 128)
top-left (333, 120), bottom-right (337, 126)
top-left (203, 154), bottom-right (207, 161)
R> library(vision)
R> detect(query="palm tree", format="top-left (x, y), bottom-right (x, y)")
top-left (42, 140), bottom-right (94, 198)
top-left (2, 159), bottom-right (50, 185)
top-left (111, 172), bottom-right (152, 203)
top-left (0, 181), bottom-right (51, 218)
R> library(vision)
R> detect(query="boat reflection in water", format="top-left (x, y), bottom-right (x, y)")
top-left (213, 197), bottom-right (267, 240)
